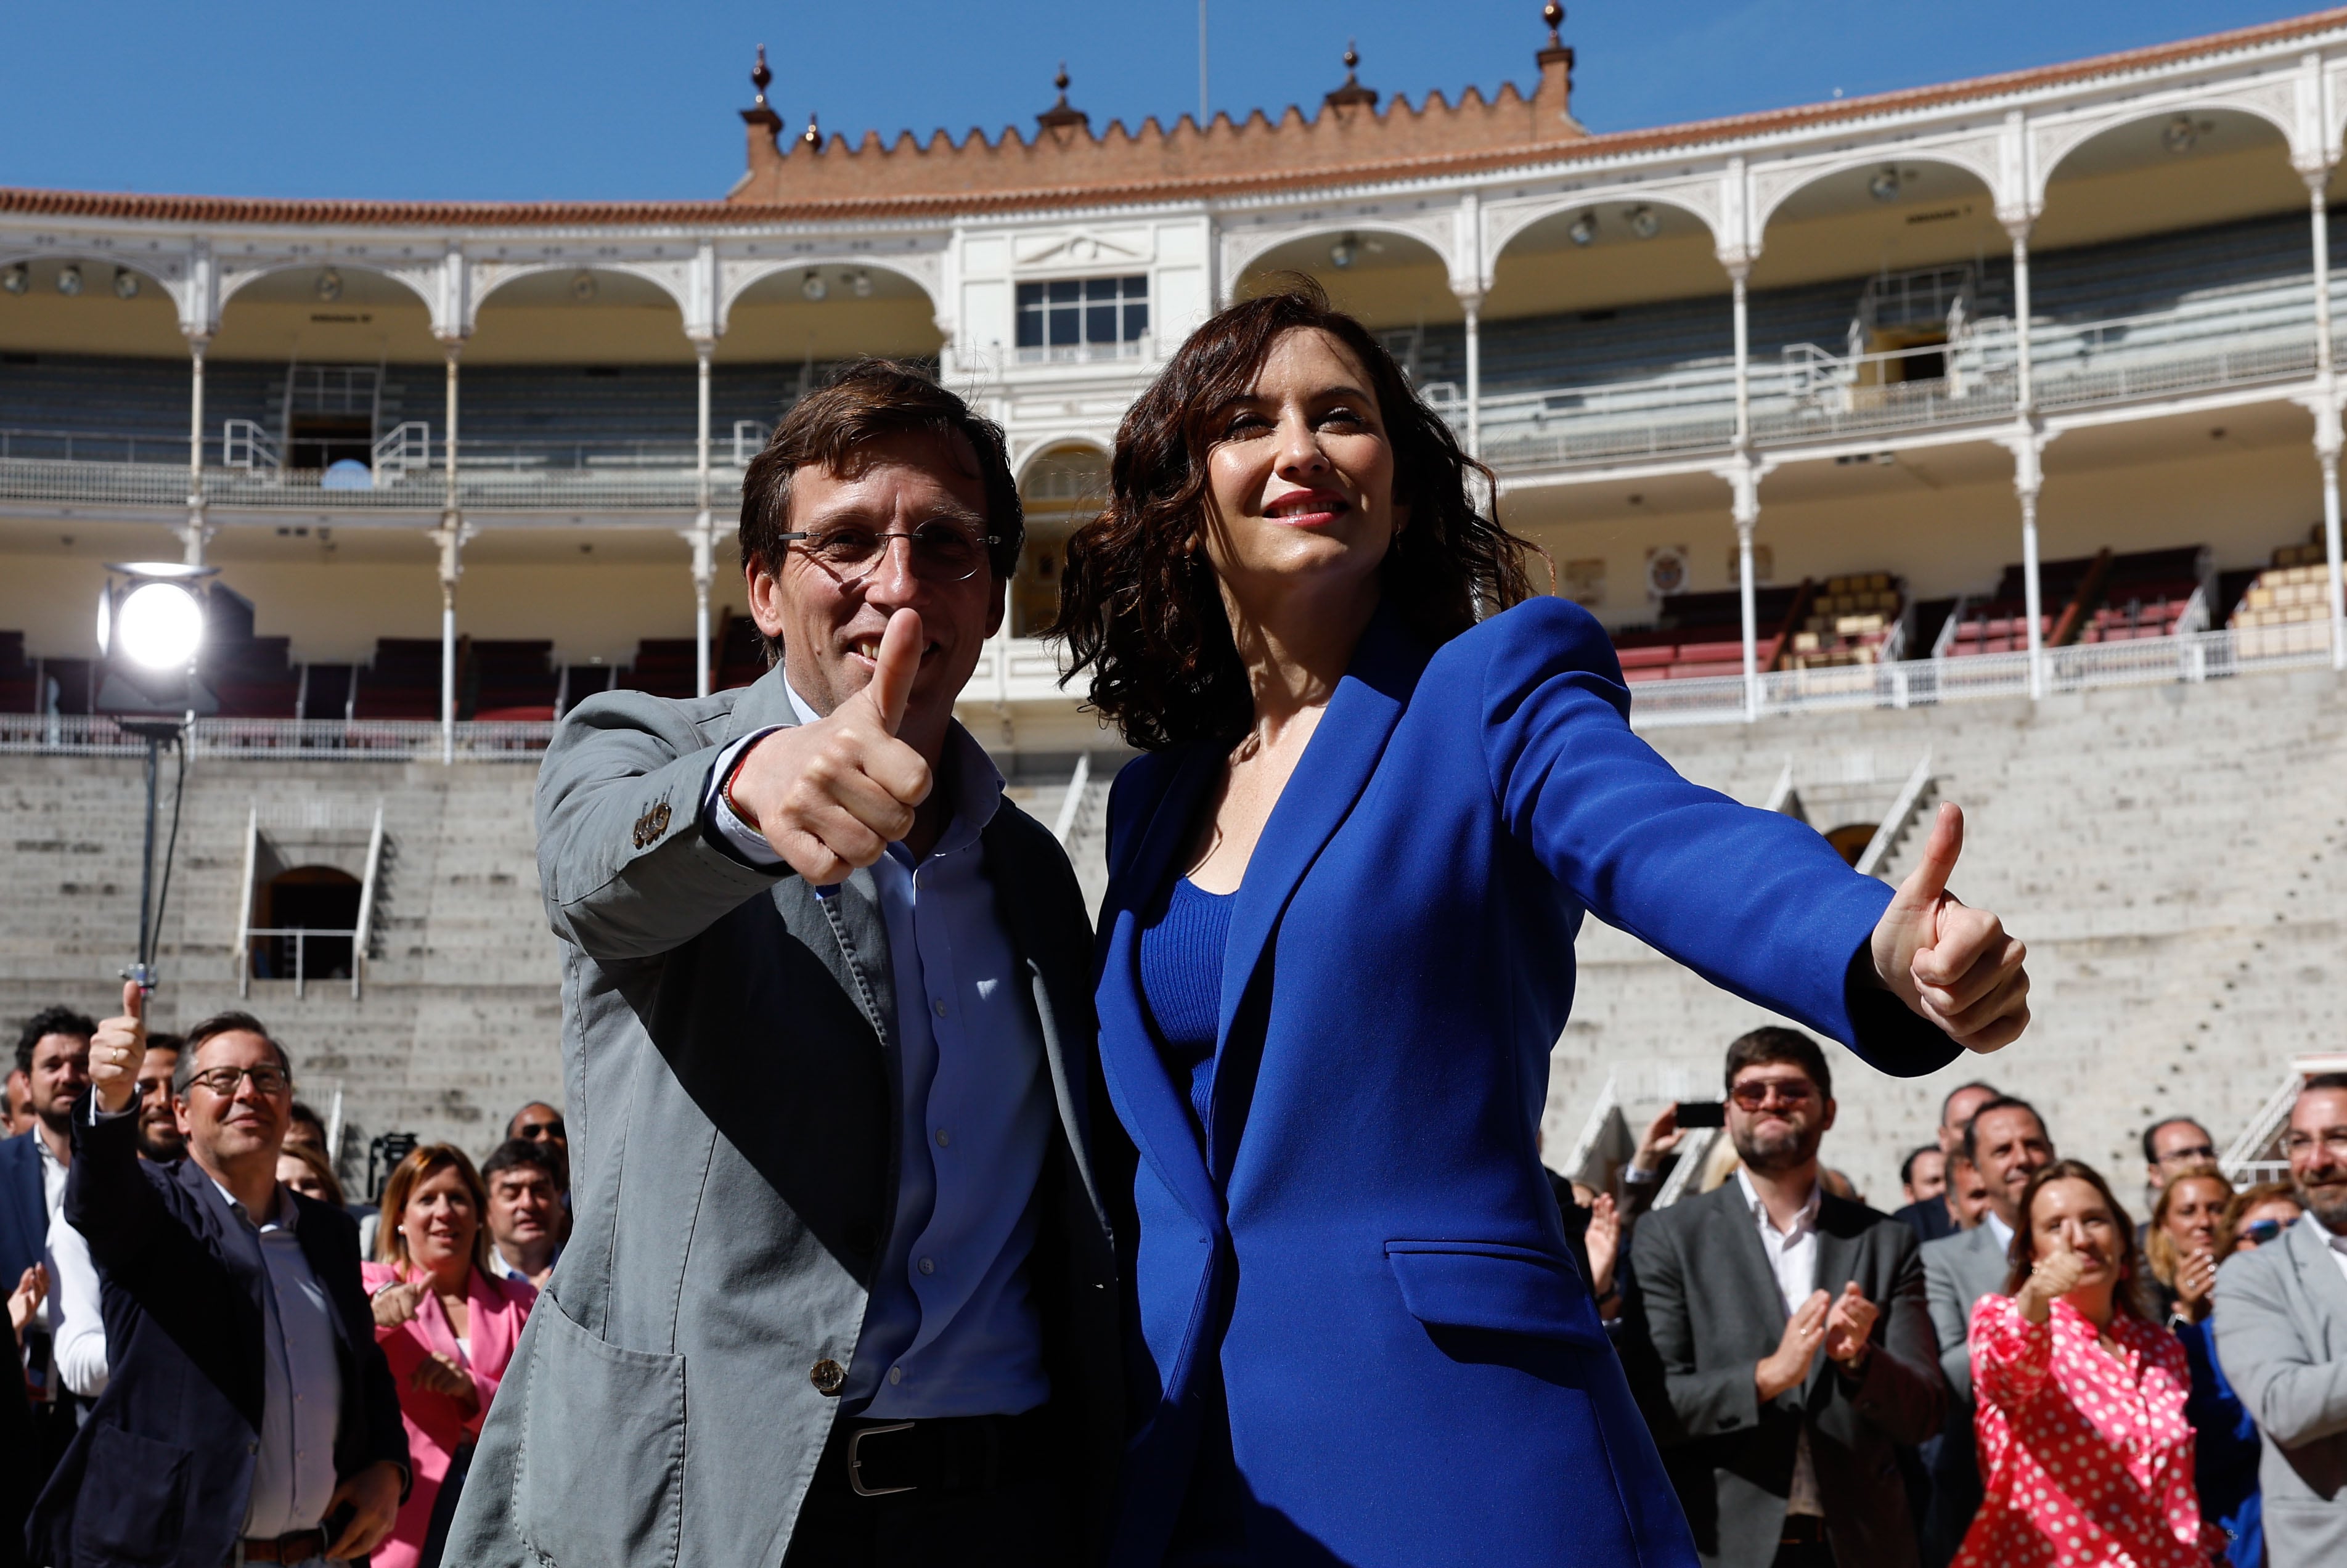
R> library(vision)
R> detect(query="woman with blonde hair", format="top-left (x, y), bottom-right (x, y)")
top-left (362, 1144), bottom-right (534, 1568)
top-left (1051, 279), bottom-right (2032, 1567)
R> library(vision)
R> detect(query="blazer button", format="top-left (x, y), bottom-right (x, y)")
top-left (809, 1358), bottom-right (846, 1396)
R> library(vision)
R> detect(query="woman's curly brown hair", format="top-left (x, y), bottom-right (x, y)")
top-left (1048, 278), bottom-right (1541, 751)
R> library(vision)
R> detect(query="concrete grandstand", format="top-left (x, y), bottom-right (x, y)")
top-left (6, 9), bottom-right (2347, 1196)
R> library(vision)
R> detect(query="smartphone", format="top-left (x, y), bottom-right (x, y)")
top-left (1673, 1099), bottom-right (1726, 1129)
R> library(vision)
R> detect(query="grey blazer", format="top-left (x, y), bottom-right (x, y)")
top-left (1922, 1222), bottom-right (2010, 1405)
top-left (1627, 1181), bottom-right (1947, 1568)
top-left (1917, 1220), bottom-right (2010, 1566)
top-left (440, 666), bottom-right (1131, 1568)
top-left (2214, 1214), bottom-right (2347, 1568)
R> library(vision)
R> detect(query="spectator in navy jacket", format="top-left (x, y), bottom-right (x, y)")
top-left (31, 991), bottom-right (407, 1568)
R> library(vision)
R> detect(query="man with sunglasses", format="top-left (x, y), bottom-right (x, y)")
top-left (443, 361), bottom-right (1125, 1568)
top-left (31, 995), bottom-right (409, 1568)
top-left (1629, 1027), bottom-right (1945, 1568)
top-left (2215, 1071), bottom-right (2347, 1568)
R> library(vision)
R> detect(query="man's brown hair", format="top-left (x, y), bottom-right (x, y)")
top-left (737, 359), bottom-right (1023, 663)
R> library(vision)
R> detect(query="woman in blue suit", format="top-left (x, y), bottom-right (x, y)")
top-left (1051, 282), bottom-right (2032, 1568)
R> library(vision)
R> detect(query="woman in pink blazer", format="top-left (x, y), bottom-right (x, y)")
top-left (363, 1144), bottom-right (536, 1568)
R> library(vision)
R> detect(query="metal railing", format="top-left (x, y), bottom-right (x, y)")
top-left (0, 714), bottom-right (555, 760)
top-left (1625, 623), bottom-right (2332, 730)
top-left (244, 926), bottom-right (356, 1000)
top-left (0, 426), bottom-right (193, 465)
top-left (0, 457), bottom-right (744, 512)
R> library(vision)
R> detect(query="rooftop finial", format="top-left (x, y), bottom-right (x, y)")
top-left (1543, 2), bottom-right (1565, 47)
top-left (750, 43), bottom-right (772, 107)
top-left (740, 43), bottom-right (784, 144)
top-left (1039, 61), bottom-right (1090, 132)
top-left (1325, 36), bottom-right (1378, 110)
top-left (801, 110), bottom-right (821, 150)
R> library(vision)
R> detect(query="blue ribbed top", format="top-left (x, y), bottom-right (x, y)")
top-left (1138, 876), bottom-right (1235, 1140)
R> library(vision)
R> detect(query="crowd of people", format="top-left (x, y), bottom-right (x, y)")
top-left (1553, 1032), bottom-right (2347, 1568)
top-left (6, 984), bottom-right (2344, 1567)
top-left (0, 998), bottom-right (571, 1567)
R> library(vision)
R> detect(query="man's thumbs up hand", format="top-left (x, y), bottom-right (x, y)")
top-left (1867, 803), bottom-right (2030, 1055)
top-left (724, 609), bottom-right (936, 886)
top-left (91, 978), bottom-right (149, 1116)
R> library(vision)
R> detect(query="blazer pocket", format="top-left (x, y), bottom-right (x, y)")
top-left (1384, 1239), bottom-right (1610, 1350)
top-left (70, 1424), bottom-right (190, 1565)
top-left (517, 1296), bottom-right (687, 1568)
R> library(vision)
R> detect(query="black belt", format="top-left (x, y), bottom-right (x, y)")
top-left (237, 1529), bottom-right (328, 1563)
top-left (815, 1407), bottom-right (1055, 1502)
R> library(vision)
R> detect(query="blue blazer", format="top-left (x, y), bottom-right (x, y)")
top-left (1093, 598), bottom-right (1959, 1568)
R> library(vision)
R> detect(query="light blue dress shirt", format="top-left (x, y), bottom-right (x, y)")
top-left (707, 687), bottom-right (1053, 1418)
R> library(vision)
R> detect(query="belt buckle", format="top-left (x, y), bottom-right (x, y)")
top-left (847, 1420), bottom-right (918, 1498)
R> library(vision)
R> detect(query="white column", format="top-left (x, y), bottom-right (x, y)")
top-left (694, 339), bottom-right (716, 696)
top-left (1461, 292), bottom-right (1483, 459)
top-left (2012, 437), bottom-right (2046, 700)
top-left (2006, 219), bottom-right (2035, 415)
top-left (2308, 171), bottom-right (2345, 668)
top-left (2005, 219), bottom-right (2045, 698)
top-left (1729, 263), bottom-right (1752, 449)
top-left (1732, 462), bottom-right (1761, 722)
top-left (182, 335), bottom-right (210, 566)
top-left (436, 338), bottom-right (465, 763)
top-left (2318, 403), bottom-right (2346, 671)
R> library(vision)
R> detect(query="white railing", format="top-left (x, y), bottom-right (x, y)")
top-left (0, 714), bottom-right (554, 760)
top-left (0, 457), bottom-right (743, 512)
top-left (370, 422), bottom-right (433, 484)
top-left (221, 419), bottom-right (279, 473)
top-left (244, 927), bottom-right (357, 1000)
top-left (1627, 623), bottom-right (2332, 730)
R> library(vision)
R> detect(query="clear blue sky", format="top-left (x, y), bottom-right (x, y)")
top-left (0, 1), bottom-right (2325, 201)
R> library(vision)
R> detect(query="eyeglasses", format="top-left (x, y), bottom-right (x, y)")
top-left (515, 1120), bottom-right (566, 1143)
top-left (2240, 1219), bottom-right (2288, 1247)
top-left (1729, 1080), bottom-right (1818, 1111)
top-left (2283, 1130), bottom-right (2347, 1158)
top-left (778, 522), bottom-right (1000, 585)
top-left (186, 1065), bottom-right (292, 1099)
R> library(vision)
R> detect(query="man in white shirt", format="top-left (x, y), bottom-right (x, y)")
top-left (48, 1034), bottom-right (181, 1399)
top-left (1630, 1027), bottom-right (1946, 1568)
top-left (1, 1007), bottom-right (93, 1469)
top-left (1917, 1095), bottom-right (2055, 1565)
top-left (2214, 1072), bottom-right (2347, 1568)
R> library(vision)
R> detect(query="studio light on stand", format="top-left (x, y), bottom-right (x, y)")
top-left (94, 562), bottom-right (219, 996)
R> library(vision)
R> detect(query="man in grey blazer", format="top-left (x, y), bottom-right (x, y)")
top-left (1917, 1096), bottom-right (2054, 1566)
top-left (1630, 1027), bottom-right (1946, 1568)
top-left (443, 363), bottom-right (1129, 1568)
top-left (2216, 1072), bottom-right (2347, 1568)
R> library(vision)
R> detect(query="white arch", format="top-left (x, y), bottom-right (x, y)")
top-left (468, 260), bottom-right (690, 321)
top-left (2031, 99), bottom-right (2298, 210)
top-left (716, 257), bottom-right (939, 336)
top-left (1485, 190), bottom-right (1727, 277)
top-left (1014, 435), bottom-right (1112, 489)
top-left (1753, 150), bottom-right (2000, 239)
top-left (1223, 220), bottom-right (1457, 296)
top-left (216, 256), bottom-right (436, 315)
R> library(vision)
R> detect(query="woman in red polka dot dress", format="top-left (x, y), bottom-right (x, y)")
top-left (1954, 1159), bottom-right (2225, 1568)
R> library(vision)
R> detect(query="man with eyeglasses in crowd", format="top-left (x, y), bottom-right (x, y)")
top-left (2142, 1115), bottom-right (2218, 1209)
top-left (443, 361), bottom-right (1126, 1568)
top-left (1630, 1027), bottom-right (1945, 1568)
top-left (32, 993), bottom-right (408, 1568)
top-left (2216, 1071), bottom-right (2347, 1568)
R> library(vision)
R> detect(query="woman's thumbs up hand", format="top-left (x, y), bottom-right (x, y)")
top-left (1867, 803), bottom-right (2030, 1054)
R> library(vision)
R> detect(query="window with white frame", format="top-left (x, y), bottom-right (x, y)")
top-left (1016, 276), bottom-right (1149, 364)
